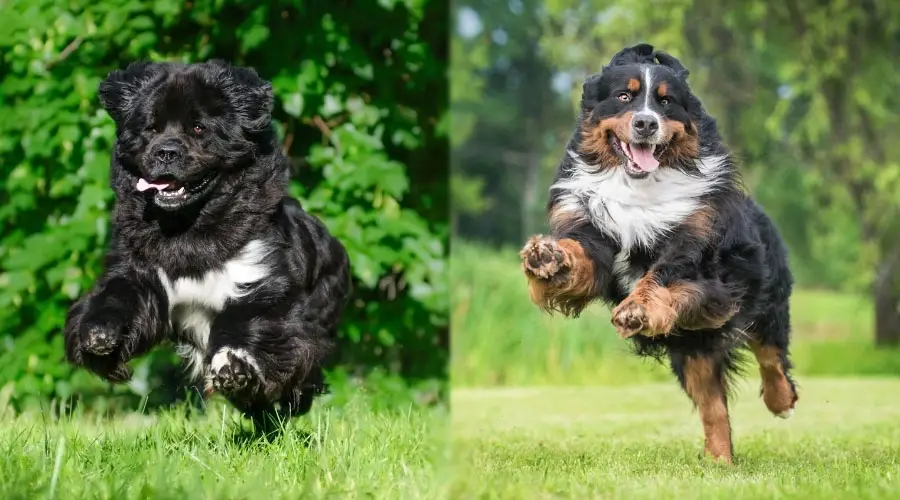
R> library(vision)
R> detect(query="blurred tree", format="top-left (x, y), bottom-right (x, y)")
top-left (451, 1), bottom-right (571, 244)
top-left (0, 0), bottom-right (448, 410)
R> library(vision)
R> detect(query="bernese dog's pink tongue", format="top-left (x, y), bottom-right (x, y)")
top-left (136, 178), bottom-right (172, 192)
top-left (629, 144), bottom-right (659, 172)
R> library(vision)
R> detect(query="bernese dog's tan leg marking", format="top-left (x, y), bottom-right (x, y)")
top-left (611, 273), bottom-right (678, 338)
top-left (684, 355), bottom-right (733, 464)
top-left (612, 275), bottom-right (738, 338)
top-left (611, 206), bottom-right (736, 337)
top-left (750, 341), bottom-right (797, 418)
top-left (520, 236), bottom-right (595, 316)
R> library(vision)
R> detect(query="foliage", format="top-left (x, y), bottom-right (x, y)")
top-left (0, 0), bottom-right (448, 410)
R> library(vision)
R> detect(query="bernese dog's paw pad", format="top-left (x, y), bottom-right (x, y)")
top-left (210, 348), bottom-right (261, 396)
top-left (520, 236), bottom-right (569, 279)
top-left (82, 324), bottom-right (120, 356)
top-left (611, 300), bottom-right (649, 338)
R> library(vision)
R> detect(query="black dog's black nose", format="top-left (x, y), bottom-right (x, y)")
top-left (632, 113), bottom-right (659, 137)
top-left (155, 146), bottom-right (181, 163)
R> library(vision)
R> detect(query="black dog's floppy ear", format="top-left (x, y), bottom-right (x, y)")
top-left (226, 65), bottom-right (274, 132)
top-left (654, 51), bottom-right (690, 80)
top-left (606, 43), bottom-right (655, 68)
top-left (98, 61), bottom-right (154, 123)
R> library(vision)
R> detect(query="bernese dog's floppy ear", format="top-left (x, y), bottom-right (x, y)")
top-left (580, 74), bottom-right (604, 109)
top-left (606, 43), bottom-right (656, 68)
top-left (98, 61), bottom-right (155, 123)
top-left (654, 51), bottom-right (690, 80)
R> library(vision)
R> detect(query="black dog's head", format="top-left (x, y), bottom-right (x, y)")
top-left (99, 60), bottom-right (275, 211)
top-left (579, 43), bottom-right (712, 179)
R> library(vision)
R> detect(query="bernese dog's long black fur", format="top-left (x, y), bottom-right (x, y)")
top-left (520, 44), bottom-right (797, 463)
top-left (63, 61), bottom-right (351, 424)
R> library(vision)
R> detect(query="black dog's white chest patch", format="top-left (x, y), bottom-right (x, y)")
top-left (156, 239), bottom-right (272, 378)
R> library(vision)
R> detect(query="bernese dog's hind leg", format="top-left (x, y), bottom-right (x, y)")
top-left (520, 235), bottom-right (597, 316)
top-left (670, 351), bottom-right (734, 464)
top-left (748, 338), bottom-right (797, 418)
top-left (747, 300), bottom-right (798, 418)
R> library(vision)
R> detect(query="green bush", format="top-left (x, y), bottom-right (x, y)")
top-left (0, 0), bottom-right (448, 410)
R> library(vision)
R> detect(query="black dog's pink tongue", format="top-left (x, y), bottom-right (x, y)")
top-left (629, 144), bottom-right (659, 172)
top-left (136, 178), bottom-right (172, 192)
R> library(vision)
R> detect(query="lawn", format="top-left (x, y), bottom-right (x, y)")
top-left (0, 383), bottom-right (450, 500)
top-left (451, 378), bottom-right (900, 499)
top-left (451, 243), bottom-right (900, 498)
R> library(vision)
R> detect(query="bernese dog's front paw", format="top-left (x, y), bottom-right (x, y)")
top-left (611, 298), bottom-right (675, 338)
top-left (209, 347), bottom-right (263, 398)
top-left (520, 236), bottom-right (571, 280)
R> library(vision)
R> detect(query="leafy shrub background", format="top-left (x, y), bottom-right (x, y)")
top-left (0, 0), bottom-right (448, 411)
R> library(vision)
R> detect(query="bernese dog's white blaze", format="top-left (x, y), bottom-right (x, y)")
top-left (639, 66), bottom-right (664, 142)
top-left (157, 239), bottom-right (273, 380)
top-left (552, 151), bottom-right (728, 251)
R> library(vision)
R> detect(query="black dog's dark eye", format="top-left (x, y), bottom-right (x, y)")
top-left (193, 124), bottom-right (204, 134)
top-left (617, 92), bottom-right (631, 103)
top-left (147, 126), bottom-right (157, 133)
top-left (660, 97), bottom-right (670, 106)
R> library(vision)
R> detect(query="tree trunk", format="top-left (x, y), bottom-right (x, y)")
top-left (874, 247), bottom-right (900, 345)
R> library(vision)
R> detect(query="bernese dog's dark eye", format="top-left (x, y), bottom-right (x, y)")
top-left (660, 97), bottom-right (670, 106)
top-left (617, 92), bottom-right (631, 103)
top-left (193, 124), bottom-right (204, 134)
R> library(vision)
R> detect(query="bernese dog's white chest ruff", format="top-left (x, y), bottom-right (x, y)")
top-left (156, 239), bottom-right (272, 378)
top-left (553, 152), bottom-right (724, 252)
top-left (552, 153), bottom-right (727, 293)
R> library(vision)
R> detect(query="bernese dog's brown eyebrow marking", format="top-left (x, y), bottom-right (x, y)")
top-left (627, 78), bottom-right (641, 92)
top-left (657, 82), bottom-right (669, 97)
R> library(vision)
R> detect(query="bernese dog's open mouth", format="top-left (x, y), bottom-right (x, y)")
top-left (136, 172), bottom-right (219, 211)
top-left (608, 135), bottom-right (668, 179)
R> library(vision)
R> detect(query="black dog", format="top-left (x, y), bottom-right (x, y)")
top-left (520, 44), bottom-right (797, 463)
top-left (64, 61), bottom-right (351, 422)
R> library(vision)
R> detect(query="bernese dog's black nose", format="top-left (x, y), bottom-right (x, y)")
top-left (155, 145), bottom-right (182, 163)
top-left (632, 113), bottom-right (659, 137)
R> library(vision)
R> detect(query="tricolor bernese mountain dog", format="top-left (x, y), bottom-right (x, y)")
top-left (63, 61), bottom-right (351, 426)
top-left (520, 44), bottom-right (797, 463)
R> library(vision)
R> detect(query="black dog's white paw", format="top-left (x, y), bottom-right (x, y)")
top-left (209, 347), bottom-right (263, 396)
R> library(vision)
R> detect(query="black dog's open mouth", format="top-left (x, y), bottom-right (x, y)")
top-left (608, 135), bottom-right (668, 179)
top-left (136, 173), bottom-right (219, 210)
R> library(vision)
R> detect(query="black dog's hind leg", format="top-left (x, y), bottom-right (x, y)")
top-left (670, 349), bottom-right (735, 464)
top-left (64, 269), bottom-right (169, 382)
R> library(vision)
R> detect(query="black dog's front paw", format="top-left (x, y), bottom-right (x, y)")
top-left (209, 348), bottom-right (263, 398)
top-left (64, 315), bottom-right (133, 382)
top-left (81, 323), bottom-right (122, 356)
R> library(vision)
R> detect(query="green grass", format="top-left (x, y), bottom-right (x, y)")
top-left (452, 378), bottom-right (900, 499)
top-left (452, 242), bottom-right (900, 386)
top-left (0, 386), bottom-right (449, 499)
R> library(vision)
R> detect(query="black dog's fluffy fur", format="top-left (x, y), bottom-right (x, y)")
top-left (521, 44), bottom-right (797, 462)
top-left (64, 61), bottom-right (351, 421)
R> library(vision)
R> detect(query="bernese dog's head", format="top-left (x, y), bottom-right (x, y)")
top-left (578, 43), bottom-right (721, 179)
